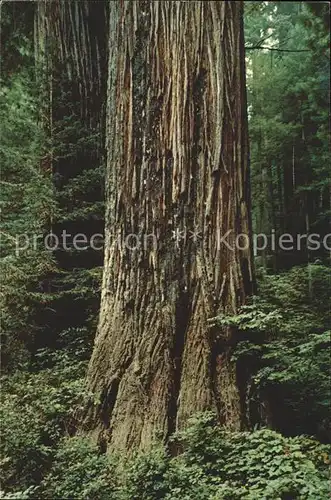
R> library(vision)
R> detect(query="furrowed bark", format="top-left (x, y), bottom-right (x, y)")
top-left (85, 0), bottom-right (254, 453)
top-left (35, 0), bottom-right (108, 128)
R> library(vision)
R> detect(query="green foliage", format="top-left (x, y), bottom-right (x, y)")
top-left (45, 413), bottom-right (331, 500)
top-left (0, 356), bottom-right (87, 492)
top-left (0, 72), bottom-right (55, 250)
top-left (0, 49), bottom-right (103, 368)
top-left (40, 437), bottom-right (117, 500)
top-left (5, 413), bottom-right (326, 499)
top-left (120, 447), bottom-right (171, 500)
top-left (170, 412), bottom-right (330, 499)
top-left (245, 2), bottom-right (330, 260)
top-left (0, 64), bottom-right (58, 368)
top-left (56, 167), bottom-right (105, 223)
top-left (0, 250), bottom-right (58, 369)
top-left (210, 299), bottom-right (283, 333)
top-left (258, 264), bottom-right (331, 330)
top-left (0, 2), bottom-right (34, 76)
top-left (227, 265), bottom-right (331, 439)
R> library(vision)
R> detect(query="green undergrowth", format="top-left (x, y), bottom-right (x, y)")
top-left (1, 264), bottom-right (330, 499)
top-left (1, 413), bottom-right (329, 500)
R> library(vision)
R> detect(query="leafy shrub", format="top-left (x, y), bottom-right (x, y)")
top-left (113, 413), bottom-right (330, 499)
top-left (40, 437), bottom-right (116, 500)
top-left (169, 412), bottom-right (330, 499)
top-left (215, 265), bottom-right (331, 440)
top-left (120, 446), bottom-right (170, 499)
top-left (2, 410), bottom-right (330, 499)
top-left (0, 360), bottom-right (87, 492)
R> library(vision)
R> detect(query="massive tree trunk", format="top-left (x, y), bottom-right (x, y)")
top-left (85, 0), bottom-right (254, 453)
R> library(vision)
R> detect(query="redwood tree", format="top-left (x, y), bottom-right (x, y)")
top-left (86, 0), bottom-right (254, 453)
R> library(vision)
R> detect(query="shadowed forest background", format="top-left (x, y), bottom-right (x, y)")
top-left (0, 1), bottom-right (330, 499)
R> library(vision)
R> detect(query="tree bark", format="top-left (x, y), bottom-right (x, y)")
top-left (34, 0), bottom-right (108, 129)
top-left (85, 0), bottom-right (254, 453)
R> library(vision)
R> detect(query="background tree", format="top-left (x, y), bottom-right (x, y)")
top-left (245, 2), bottom-right (330, 269)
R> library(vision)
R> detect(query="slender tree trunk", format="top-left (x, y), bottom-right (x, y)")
top-left (85, 0), bottom-right (254, 453)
